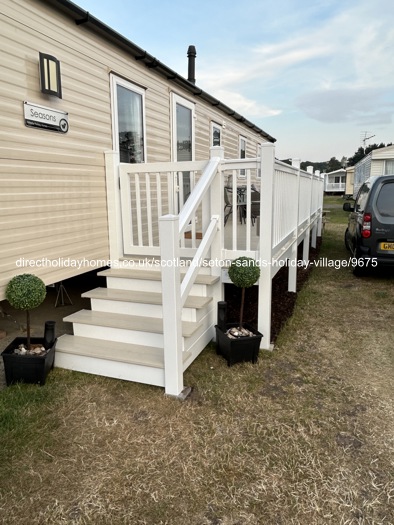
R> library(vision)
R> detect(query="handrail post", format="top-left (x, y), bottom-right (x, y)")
top-left (104, 151), bottom-right (122, 261)
top-left (159, 214), bottom-right (184, 397)
top-left (258, 143), bottom-right (275, 350)
top-left (317, 172), bottom-right (324, 236)
top-left (311, 171), bottom-right (320, 248)
top-left (209, 147), bottom-right (225, 327)
top-left (288, 159), bottom-right (301, 293)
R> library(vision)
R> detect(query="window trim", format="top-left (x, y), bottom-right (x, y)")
top-left (211, 121), bottom-right (222, 147)
top-left (110, 74), bottom-right (147, 163)
top-left (257, 143), bottom-right (262, 178)
top-left (384, 159), bottom-right (394, 175)
top-left (171, 93), bottom-right (195, 162)
top-left (239, 136), bottom-right (247, 178)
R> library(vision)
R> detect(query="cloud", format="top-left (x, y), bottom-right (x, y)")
top-left (296, 88), bottom-right (394, 125)
top-left (198, 0), bottom-right (394, 121)
top-left (212, 90), bottom-right (281, 118)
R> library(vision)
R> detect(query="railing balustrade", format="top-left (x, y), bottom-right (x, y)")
top-left (107, 145), bottom-right (324, 395)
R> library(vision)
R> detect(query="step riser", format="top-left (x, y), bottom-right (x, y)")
top-left (115, 264), bottom-right (213, 276)
top-left (71, 323), bottom-right (200, 353)
top-left (181, 308), bottom-right (215, 356)
top-left (72, 323), bottom-right (166, 347)
top-left (89, 298), bottom-right (206, 322)
top-left (105, 276), bottom-right (210, 296)
top-left (55, 352), bottom-right (165, 387)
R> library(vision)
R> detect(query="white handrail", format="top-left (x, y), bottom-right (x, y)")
top-left (178, 157), bottom-right (221, 234)
top-left (180, 215), bottom-right (219, 306)
top-left (159, 152), bottom-right (222, 395)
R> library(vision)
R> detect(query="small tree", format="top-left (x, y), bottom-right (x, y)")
top-left (228, 257), bottom-right (260, 328)
top-left (5, 274), bottom-right (46, 350)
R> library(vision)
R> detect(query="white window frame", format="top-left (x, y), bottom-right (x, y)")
top-left (257, 143), bottom-right (262, 178)
top-left (211, 122), bottom-right (222, 147)
top-left (110, 74), bottom-right (147, 163)
top-left (171, 93), bottom-right (195, 162)
top-left (239, 136), bottom-right (247, 178)
top-left (384, 159), bottom-right (394, 175)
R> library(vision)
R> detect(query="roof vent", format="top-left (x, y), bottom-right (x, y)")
top-left (187, 45), bottom-right (196, 84)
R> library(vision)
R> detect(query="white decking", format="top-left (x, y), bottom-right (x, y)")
top-left (55, 265), bottom-right (219, 389)
top-left (55, 146), bottom-right (323, 396)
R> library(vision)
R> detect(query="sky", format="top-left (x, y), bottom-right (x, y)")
top-left (74, 0), bottom-right (394, 163)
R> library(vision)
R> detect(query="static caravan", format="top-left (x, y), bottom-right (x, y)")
top-left (345, 166), bottom-right (355, 198)
top-left (0, 0), bottom-right (324, 395)
top-left (0, 0), bottom-right (275, 299)
top-left (323, 169), bottom-right (346, 194)
top-left (353, 145), bottom-right (394, 198)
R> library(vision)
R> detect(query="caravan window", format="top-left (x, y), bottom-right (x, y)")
top-left (111, 76), bottom-right (146, 164)
top-left (384, 160), bottom-right (394, 175)
top-left (211, 123), bottom-right (222, 147)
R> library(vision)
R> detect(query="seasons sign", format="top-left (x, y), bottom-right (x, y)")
top-left (24, 101), bottom-right (69, 133)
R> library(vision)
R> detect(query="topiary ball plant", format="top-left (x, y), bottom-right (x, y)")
top-left (228, 256), bottom-right (260, 328)
top-left (5, 274), bottom-right (46, 350)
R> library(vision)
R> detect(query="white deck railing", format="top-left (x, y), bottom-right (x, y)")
top-left (105, 144), bottom-right (324, 396)
top-left (324, 182), bottom-right (345, 192)
top-left (119, 160), bottom-right (210, 257)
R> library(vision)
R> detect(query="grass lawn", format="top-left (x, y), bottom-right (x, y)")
top-left (0, 200), bottom-right (393, 524)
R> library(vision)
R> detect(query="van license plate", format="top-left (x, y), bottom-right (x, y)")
top-left (381, 242), bottom-right (394, 251)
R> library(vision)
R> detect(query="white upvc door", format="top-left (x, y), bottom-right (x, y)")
top-left (171, 93), bottom-right (196, 212)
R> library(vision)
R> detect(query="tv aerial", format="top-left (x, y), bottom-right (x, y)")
top-left (361, 131), bottom-right (375, 148)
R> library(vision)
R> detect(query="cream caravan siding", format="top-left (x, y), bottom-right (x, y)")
top-left (370, 160), bottom-right (384, 177)
top-left (172, 89), bottom-right (268, 162)
top-left (0, 0), bottom-right (113, 298)
top-left (0, 0), bottom-right (272, 298)
top-left (345, 167), bottom-right (354, 196)
top-left (371, 145), bottom-right (394, 160)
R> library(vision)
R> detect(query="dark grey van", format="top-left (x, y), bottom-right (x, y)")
top-left (343, 175), bottom-right (394, 275)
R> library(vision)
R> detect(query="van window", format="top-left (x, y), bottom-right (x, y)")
top-left (355, 183), bottom-right (370, 213)
top-left (376, 182), bottom-right (394, 217)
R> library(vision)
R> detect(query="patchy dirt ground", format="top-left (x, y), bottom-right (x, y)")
top-left (1, 218), bottom-right (393, 525)
top-left (225, 240), bottom-right (321, 342)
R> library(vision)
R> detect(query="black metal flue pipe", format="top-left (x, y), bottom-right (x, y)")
top-left (187, 45), bottom-right (196, 84)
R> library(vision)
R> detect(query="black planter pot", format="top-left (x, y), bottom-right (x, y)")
top-left (1, 337), bottom-right (57, 386)
top-left (215, 323), bottom-right (263, 367)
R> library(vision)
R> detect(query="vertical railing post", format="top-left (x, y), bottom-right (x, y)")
top-left (159, 214), bottom-right (184, 397)
top-left (209, 147), bottom-right (225, 328)
top-left (288, 159), bottom-right (301, 293)
top-left (258, 143), bottom-right (275, 350)
top-left (311, 171), bottom-right (320, 248)
top-left (104, 151), bottom-right (123, 261)
top-left (317, 173), bottom-right (324, 236)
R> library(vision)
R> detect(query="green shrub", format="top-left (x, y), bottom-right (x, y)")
top-left (228, 257), bottom-right (260, 328)
top-left (6, 274), bottom-right (46, 349)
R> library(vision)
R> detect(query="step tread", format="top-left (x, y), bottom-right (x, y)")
top-left (63, 309), bottom-right (200, 338)
top-left (98, 268), bottom-right (219, 286)
top-left (56, 335), bottom-right (166, 368)
top-left (82, 287), bottom-right (212, 309)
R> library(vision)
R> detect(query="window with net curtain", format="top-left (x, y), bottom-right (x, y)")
top-left (384, 159), bottom-right (394, 175)
top-left (117, 85), bottom-right (144, 164)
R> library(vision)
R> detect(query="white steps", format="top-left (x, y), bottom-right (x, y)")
top-left (55, 264), bottom-right (218, 389)
top-left (63, 309), bottom-right (201, 340)
top-left (55, 335), bottom-right (165, 386)
top-left (56, 334), bottom-right (166, 368)
top-left (98, 268), bottom-right (219, 295)
top-left (82, 287), bottom-right (212, 321)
